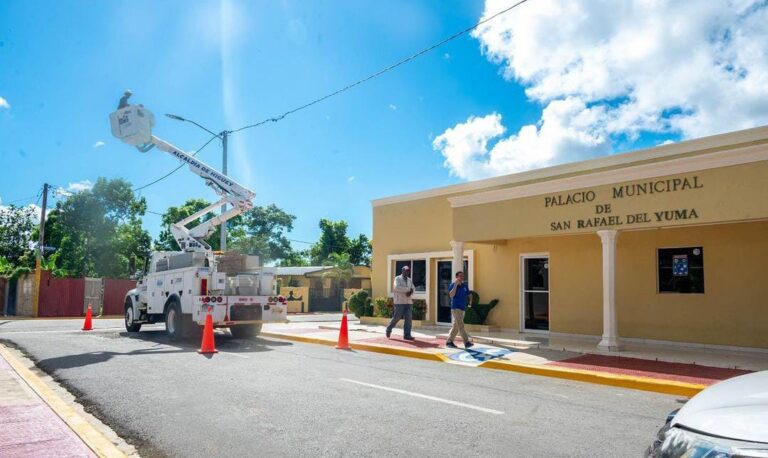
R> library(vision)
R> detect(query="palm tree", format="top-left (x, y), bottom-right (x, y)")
top-left (322, 252), bottom-right (354, 286)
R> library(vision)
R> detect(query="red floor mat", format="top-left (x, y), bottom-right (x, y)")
top-left (548, 354), bottom-right (752, 385)
top-left (359, 336), bottom-right (444, 349)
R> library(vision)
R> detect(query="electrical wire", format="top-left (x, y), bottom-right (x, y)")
top-left (2, 194), bottom-right (40, 205)
top-left (132, 133), bottom-right (220, 192)
top-left (230, 0), bottom-right (530, 134)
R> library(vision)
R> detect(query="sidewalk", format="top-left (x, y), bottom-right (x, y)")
top-left (0, 345), bottom-right (125, 458)
top-left (263, 319), bottom-right (765, 396)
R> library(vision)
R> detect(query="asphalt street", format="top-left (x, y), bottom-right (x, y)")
top-left (0, 318), bottom-right (678, 457)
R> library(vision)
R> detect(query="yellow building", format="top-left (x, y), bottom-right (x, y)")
top-left (371, 126), bottom-right (768, 351)
top-left (276, 266), bottom-right (371, 312)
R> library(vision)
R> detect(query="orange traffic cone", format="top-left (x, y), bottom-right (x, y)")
top-left (81, 304), bottom-right (93, 331)
top-left (198, 306), bottom-right (218, 354)
top-left (336, 309), bottom-right (350, 350)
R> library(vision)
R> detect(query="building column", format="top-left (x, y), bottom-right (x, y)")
top-left (450, 241), bottom-right (464, 278)
top-left (597, 230), bottom-right (621, 351)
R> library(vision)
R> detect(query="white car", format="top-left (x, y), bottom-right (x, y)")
top-left (647, 371), bottom-right (768, 457)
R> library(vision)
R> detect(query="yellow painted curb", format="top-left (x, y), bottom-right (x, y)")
top-left (261, 331), bottom-right (706, 396)
top-left (480, 359), bottom-right (706, 397)
top-left (260, 331), bottom-right (444, 362)
top-left (0, 345), bottom-right (127, 458)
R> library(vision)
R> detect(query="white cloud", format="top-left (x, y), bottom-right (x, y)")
top-left (388, 104), bottom-right (397, 111)
top-left (67, 180), bottom-right (93, 193)
top-left (435, 0), bottom-right (768, 179)
top-left (53, 188), bottom-right (73, 198)
top-left (93, 141), bottom-right (105, 148)
top-left (0, 97), bottom-right (9, 109)
top-left (347, 176), bottom-right (355, 182)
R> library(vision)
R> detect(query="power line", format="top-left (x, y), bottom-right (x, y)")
top-left (2, 194), bottom-right (40, 206)
top-left (132, 133), bottom-right (220, 192)
top-left (230, 0), bottom-right (530, 134)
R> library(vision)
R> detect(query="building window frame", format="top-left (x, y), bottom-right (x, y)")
top-left (656, 246), bottom-right (705, 295)
top-left (386, 250), bottom-right (475, 323)
top-left (393, 259), bottom-right (428, 293)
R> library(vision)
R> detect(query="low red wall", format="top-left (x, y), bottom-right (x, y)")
top-left (103, 279), bottom-right (136, 316)
top-left (38, 271), bottom-right (85, 317)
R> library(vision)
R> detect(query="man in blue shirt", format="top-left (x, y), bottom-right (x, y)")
top-left (446, 271), bottom-right (473, 349)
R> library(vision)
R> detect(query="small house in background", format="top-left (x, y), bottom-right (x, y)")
top-left (276, 266), bottom-right (371, 313)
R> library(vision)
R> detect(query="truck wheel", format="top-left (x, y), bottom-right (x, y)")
top-left (230, 324), bottom-right (262, 339)
top-left (125, 300), bottom-right (141, 332)
top-left (165, 301), bottom-right (183, 341)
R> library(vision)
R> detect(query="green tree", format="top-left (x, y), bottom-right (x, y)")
top-left (0, 205), bottom-right (36, 268)
top-left (43, 178), bottom-right (151, 278)
top-left (155, 199), bottom-right (223, 251)
top-left (309, 219), bottom-right (371, 266)
top-left (322, 252), bottom-right (354, 286)
top-left (230, 204), bottom-right (297, 263)
top-left (276, 248), bottom-right (310, 267)
top-left (156, 200), bottom-right (297, 265)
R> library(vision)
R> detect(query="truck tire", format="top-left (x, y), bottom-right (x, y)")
top-left (125, 300), bottom-right (141, 332)
top-left (230, 324), bottom-right (262, 339)
top-left (165, 300), bottom-right (183, 341)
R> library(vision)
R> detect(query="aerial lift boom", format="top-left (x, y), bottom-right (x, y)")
top-left (109, 97), bottom-right (255, 252)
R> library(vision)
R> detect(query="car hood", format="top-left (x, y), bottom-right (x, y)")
top-left (672, 371), bottom-right (768, 443)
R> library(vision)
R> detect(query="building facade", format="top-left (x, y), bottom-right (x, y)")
top-left (371, 127), bottom-right (768, 351)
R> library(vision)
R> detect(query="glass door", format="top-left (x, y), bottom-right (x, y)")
top-left (437, 260), bottom-right (468, 324)
top-left (522, 257), bottom-right (549, 331)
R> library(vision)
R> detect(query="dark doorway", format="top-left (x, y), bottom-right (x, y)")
top-left (437, 260), bottom-right (468, 324)
top-left (523, 257), bottom-right (549, 331)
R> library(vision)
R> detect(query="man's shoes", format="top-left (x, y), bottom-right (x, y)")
top-left (464, 341), bottom-right (474, 349)
top-left (386, 329), bottom-right (391, 338)
top-left (403, 336), bottom-right (416, 341)
top-left (445, 341), bottom-right (457, 348)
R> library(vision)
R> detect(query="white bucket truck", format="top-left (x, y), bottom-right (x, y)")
top-left (109, 95), bottom-right (287, 340)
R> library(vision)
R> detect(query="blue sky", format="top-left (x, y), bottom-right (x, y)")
top-left (1, 0), bottom-right (766, 246)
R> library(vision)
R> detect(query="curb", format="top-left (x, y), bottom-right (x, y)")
top-left (479, 359), bottom-right (705, 397)
top-left (260, 331), bottom-right (705, 397)
top-left (260, 332), bottom-right (444, 362)
top-left (0, 345), bottom-right (127, 457)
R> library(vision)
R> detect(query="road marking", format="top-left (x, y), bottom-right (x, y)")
top-left (340, 378), bottom-right (504, 415)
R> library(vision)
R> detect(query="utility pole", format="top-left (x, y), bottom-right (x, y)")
top-left (33, 183), bottom-right (49, 318)
top-left (220, 131), bottom-right (228, 252)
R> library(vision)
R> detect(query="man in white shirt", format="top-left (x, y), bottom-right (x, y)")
top-left (387, 266), bottom-right (416, 341)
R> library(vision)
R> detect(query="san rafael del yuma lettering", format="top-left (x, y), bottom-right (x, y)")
top-left (548, 176), bottom-right (703, 232)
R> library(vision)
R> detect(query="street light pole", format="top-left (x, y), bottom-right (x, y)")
top-left (220, 131), bottom-right (228, 252)
top-left (165, 113), bottom-right (230, 252)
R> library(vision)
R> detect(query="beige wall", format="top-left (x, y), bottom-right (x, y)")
top-left (373, 190), bottom-right (768, 348)
top-left (454, 162), bottom-right (768, 241)
top-left (281, 286), bottom-right (309, 313)
top-left (372, 196), bottom-right (455, 305)
top-left (617, 221), bottom-right (768, 348)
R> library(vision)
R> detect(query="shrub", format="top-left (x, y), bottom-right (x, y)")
top-left (374, 297), bottom-right (393, 318)
top-left (412, 299), bottom-right (427, 320)
top-left (463, 291), bottom-right (499, 325)
top-left (348, 290), bottom-right (372, 318)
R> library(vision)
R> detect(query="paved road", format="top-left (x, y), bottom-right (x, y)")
top-left (0, 318), bottom-right (676, 457)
